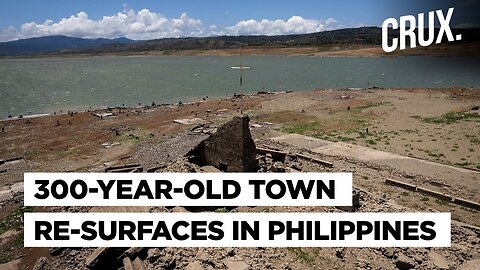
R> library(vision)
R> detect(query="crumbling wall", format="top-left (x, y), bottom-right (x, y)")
top-left (187, 115), bottom-right (257, 172)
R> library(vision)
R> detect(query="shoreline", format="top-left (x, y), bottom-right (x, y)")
top-left (1, 86), bottom-right (477, 122)
top-left (1, 41), bottom-right (480, 59)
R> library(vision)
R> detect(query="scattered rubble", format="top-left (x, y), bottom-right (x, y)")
top-left (32, 257), bottom-right (48, 270)
top-left (1, 104), bottom-right (479, 270)
top-left (0, 182), bottom-right (24, 205)
top-left (189, 124), bottom-right (218, 135)
top-left (105, 164), bottom-right (142, 173)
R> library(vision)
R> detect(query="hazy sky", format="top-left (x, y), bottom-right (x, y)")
top-left (0, 0), bottom-right (478, 41)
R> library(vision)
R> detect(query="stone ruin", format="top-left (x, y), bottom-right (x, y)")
top-left (187, 115), bottom-right (257, 172)
top-left (38, 115), bottom-right (371, 270)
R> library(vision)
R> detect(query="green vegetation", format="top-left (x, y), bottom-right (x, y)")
top-left (282, 120), bottom-right (323, 135)
top-left (415, 112), bottom-right (480, 124)
top-left (455, 161), bottom-right (474, 167)
top-left (126, 134), bottom-right (141, 141)
top-left (288, 248), bottom-right (315, 264)
top-left (0, 206), bottom-right (33, 263)
top-left (279, 102), bottom-right (392, 140)
top-left (401, 129), bottom-right (420, 134)
top-left (0, 206), bottom-right (32, 235)
top-left (52, 27), bottom-right (389, 56)
top-left (354, 101), bottom-right (392, 110)
top-left (435, 199), bottom-right (449, 205)
top-left (465, 134), bottom-right (480, 145)
top-left (215, 207), bottom-right (232, 213)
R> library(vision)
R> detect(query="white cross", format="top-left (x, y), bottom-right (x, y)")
top-left (231, 61), bottom-right (252, 113)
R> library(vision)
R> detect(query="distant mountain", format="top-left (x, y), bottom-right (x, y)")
top-left (1, 27), bottom-right (479, 56)
top-left (51, 27), bottom-right (480, 55)
top-left (0, 35), bottom-right (137, 56)
top-left (57, 27), bottom-right (387, 54)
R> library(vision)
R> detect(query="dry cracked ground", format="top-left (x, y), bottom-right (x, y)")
top-left (0, 87), bottom-right (479, 270)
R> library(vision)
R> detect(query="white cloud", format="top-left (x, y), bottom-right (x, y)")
top-left (2, 9), bottom-right (205, 41)
top-left (0, 9), bottom-right (341, 42)
top-left (0, 26), bottom-right (17, 42)
top-left (225, 16), bottom-right (338, 36)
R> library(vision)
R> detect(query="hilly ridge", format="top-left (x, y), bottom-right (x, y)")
top-left (0, 27), bottom-right (479, 56)
top-left (0, 35), bottom-right (136, 56)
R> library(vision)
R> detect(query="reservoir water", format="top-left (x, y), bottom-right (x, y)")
top-left (0, 55), bottom-right (479, 118)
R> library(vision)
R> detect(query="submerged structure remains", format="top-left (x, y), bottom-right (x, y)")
top-left (187, 115), bottom-right (257, 172)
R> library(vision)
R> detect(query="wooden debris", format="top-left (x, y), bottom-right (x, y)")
top-left (452, 220), bottom-right (480, 233)
top-left (296, 153), bottom-right (333, 167)
top-left (454, 197), bottom-right (480, 211)
top-left (385, 178), bottom-right (480, 211)
top-left (416, 187), bottom-right (453, 201)
top-left (385, 178), bottom-right (417, 191)
top-left (130, 167), bottom-right (144, 173)
top-left (107, 167), bottom-right (143, 173)
top-left (429, 179), bottom-right (450, 187)
top-left (105, 164), bottom-right (141, 172)
top-left (147, 163), bottom-right (167, 172)
top-left (256, 147), bottom-right (287, 160)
